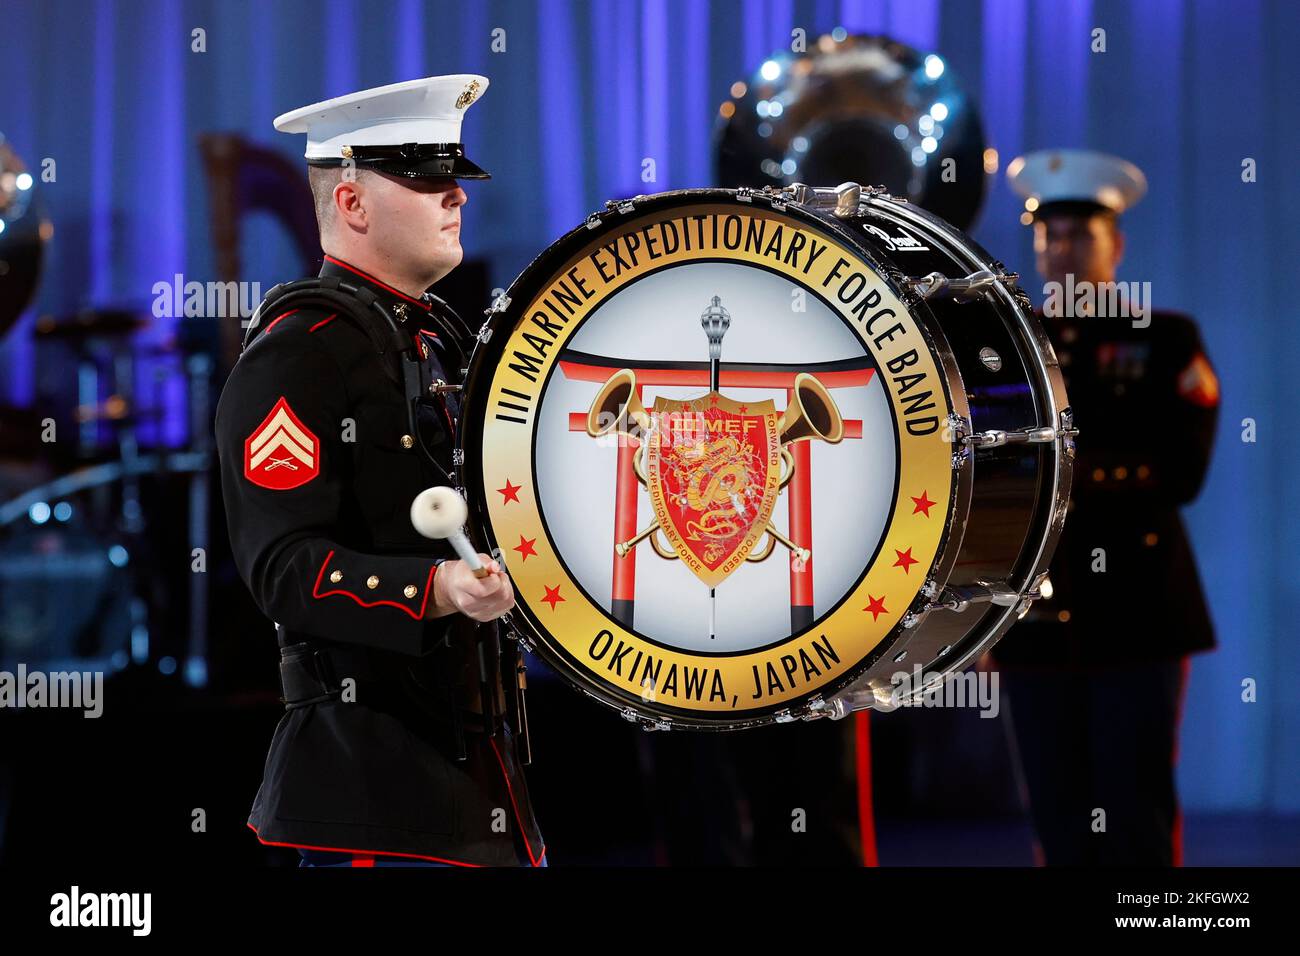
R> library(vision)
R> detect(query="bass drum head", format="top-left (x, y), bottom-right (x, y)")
top-left (460, 188), bottom-right (970, 730)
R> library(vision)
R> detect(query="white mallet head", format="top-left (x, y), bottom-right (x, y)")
top-left (410, 486), bottom-right (489, 576)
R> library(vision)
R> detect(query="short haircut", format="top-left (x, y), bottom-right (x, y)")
top-left (307, 164), bottom-right (371, 236)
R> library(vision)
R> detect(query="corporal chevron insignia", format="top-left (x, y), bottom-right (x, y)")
top-left (243, 396), bottom-right (320, 490)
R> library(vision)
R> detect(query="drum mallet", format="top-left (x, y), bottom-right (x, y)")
top-left (410, 486), bottom-right (492, 578)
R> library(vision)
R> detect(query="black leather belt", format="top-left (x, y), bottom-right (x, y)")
top-left (277, 641), bottom-right (504, 735)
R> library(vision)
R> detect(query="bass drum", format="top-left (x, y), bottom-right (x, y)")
top-left (459, 184), bottom-right (1074, 730)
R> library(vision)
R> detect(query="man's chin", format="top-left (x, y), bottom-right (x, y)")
top-left (422, 245), bottom-right (463, 282)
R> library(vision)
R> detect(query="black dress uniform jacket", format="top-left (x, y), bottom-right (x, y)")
top-left (215, 255), bottom-right (545, 866)
top-left (992, 309), bottom-right (1220, 670)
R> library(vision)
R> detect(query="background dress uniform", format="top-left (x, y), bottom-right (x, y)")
top-left (993, 149), bottom-right (1221, 865)
top-left (216, 256), bottom-right (545, 867)
top-left (991, 306), bottom-right (1220, 864)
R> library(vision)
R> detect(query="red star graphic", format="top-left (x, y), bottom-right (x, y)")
top-left (911, 490), bottom-right (936, 518)
top-left (738, 405), bottom-right (747, 414)
top-left (863, 594), bottom-right (888, 621)
top-left (514, 535), bottom-right (538, 562)
top-left (893, 547), bottom-right (918, 574)
top-left (541, 584), bottom-right (564, 610)
top-left (498, 479), bottom-right (522, 504)
top-left (709, 393), bottom-right (720, 406)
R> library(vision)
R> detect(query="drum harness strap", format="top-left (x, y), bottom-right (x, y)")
top-left (242, 277), bottom-right (530, 763)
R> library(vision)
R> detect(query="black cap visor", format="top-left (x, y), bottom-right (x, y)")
top-left (1031, 199), bottom-right (1116, 222)
top-left (308, 142), bottom-right (491, 180)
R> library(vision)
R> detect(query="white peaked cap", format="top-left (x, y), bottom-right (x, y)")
top-left (273, 74), bottom-right (490, 178)
top-left (1006, 148), bottom-right (1147, 217)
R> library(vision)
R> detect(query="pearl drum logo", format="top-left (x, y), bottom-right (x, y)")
top-left (470, 200), bottom-right (956, 726)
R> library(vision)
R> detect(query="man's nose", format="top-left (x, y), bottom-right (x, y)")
top-left (446, 185), bottom-right (467, 208)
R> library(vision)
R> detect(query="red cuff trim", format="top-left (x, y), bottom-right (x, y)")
top-left (418, 327), bottom-right (440, 339)
top-left (311, 549), bottom-right (438, 621)
top-left (309, 313), bottom-right (338, 333)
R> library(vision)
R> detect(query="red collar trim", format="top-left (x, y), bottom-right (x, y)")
top-left (321, 254), bottom-right (432, 312)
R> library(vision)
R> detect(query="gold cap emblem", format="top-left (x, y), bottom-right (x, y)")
top-left (340, 144), bottom-right (353, 159)
top-left (455, 80), bottom-right (481, 110)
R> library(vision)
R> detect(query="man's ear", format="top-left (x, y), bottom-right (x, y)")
top-left (333, 177), bottom-right (366, 229)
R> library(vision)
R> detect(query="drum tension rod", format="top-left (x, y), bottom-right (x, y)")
top-left (962, 420), bottom-right (1080, 449)
top-left (904, 269), bottom-right (1018, 303)
top-left (964, 426), bottom-right (1058, 448)
top-left (783, 181), bottom-right (888, 217)
top-left (926, 581), bottom-right (1039, 614)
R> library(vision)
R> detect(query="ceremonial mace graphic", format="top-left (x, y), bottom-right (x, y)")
top-left (701, 295), bottom-right (727, 640)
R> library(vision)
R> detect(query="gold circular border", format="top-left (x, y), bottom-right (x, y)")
top-left (481, 202), bottom-right (953, 715)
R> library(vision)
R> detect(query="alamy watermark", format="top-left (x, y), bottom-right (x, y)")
top-left (151, 273), bottom-right (261, 319)
top-left (1042, 273), bottom-right (1151, 327)
top-left (878, 664), bottom-right (1000, 718)
top-left (0, 664), bottom-right (103, 717)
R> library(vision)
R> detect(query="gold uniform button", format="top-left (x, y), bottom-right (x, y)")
top-left (1057, 610), bottom-right (1071, 623)
top-left (1143, 532), bottom-right (1159, 547)
top-left (1136, 464), bottom-right (1151, 480)
top-left (1091, 468), bottom-right (1105, 482)
top-left (366, 575), bottom-right (380, 589)
top-left (404, 585), bottom-right (418, 599)
top-left (329, 570), bottom-right (343, 584)
top-left (400, 434), bottom-right (415, 450)
top-left (1112, 466), bottom-right (1128, 480)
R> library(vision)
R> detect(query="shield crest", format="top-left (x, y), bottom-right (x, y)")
top-left (645, 392), bottom-right (782, 588)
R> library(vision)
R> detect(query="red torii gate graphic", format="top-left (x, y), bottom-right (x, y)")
top-left (558, 350), bottom-right (875, 632)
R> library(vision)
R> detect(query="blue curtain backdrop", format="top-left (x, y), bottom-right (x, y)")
top-left (1, 0), bottom-right (1296, 814)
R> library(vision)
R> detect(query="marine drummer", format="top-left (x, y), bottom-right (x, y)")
top-left (214, 75), bottom-right (547, 867)
top-left (991, 149), bottom-right (1221, 866)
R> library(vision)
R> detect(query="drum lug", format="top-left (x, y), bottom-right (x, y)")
top-left (752, 185), bottom-right (789, 211)
top-left (620, 707), bottom-right (670, 731)
top-left (736, 187), bottom-right (753, 203)
top-left (486, 292), bottom-right (511, 314)
top-left (1058, 408), bottom-right (1079, 455)
top-left (502, 621), bottom-right (533, 653)
top-left (946, 414), bottom-right (972, 469)
top-left (605, 198), bottom-right (637, 215)
top-left (794, 695), bottom-right (828, 721)
top-left (904, 269), bottom-right (1019, 303)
